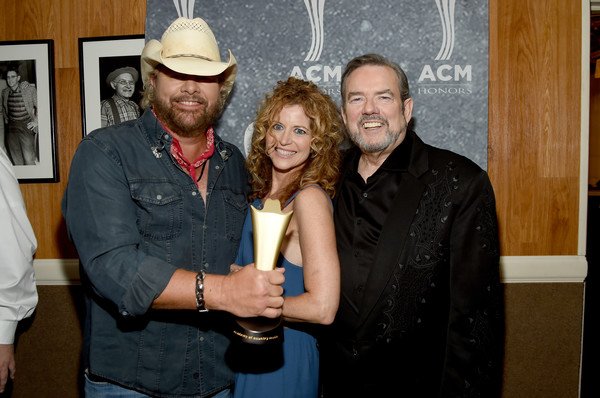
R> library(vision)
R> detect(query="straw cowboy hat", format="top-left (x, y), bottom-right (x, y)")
top-left (140, 17), bottom-right (237, 97)
top-left (106, 67), bottom-right (139, 86)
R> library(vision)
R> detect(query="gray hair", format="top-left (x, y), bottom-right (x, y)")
top-left (340, 53), bottom-right (411, 105)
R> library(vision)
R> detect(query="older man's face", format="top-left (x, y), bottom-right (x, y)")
top-left (342, 65), bottom-right (412, 155)
top-left (111, 73), bottom-right (136, 99)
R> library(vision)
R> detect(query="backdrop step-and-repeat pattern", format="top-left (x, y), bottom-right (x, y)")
top-left (146, 0), bottom-right (488, 169)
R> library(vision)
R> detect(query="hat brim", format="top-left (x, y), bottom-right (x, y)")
top-left (141, 39), bottom-right (237, 87)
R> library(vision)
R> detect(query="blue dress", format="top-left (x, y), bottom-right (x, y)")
top-left (232, 198), bottom-right (319, 398)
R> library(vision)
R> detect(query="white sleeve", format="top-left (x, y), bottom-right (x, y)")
top-left (0, 149), bottom-right (38, 344)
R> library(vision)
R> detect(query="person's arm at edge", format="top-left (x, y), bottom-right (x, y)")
top-left (0, 150), bottom-right (38, 393)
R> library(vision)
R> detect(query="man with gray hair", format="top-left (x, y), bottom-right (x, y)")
top-left (63, 17), bottom-right (285, 398)
top-left (319, 53), bottom-right (504, 397)
top-left (100, 66), bottom-right (141, 127)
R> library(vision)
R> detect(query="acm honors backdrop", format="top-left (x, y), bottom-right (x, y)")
top-left (146, 0), bottom-right (488, 169)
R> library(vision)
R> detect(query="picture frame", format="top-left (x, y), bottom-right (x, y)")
top-left (78, 35), bottom-right (145, 136)
top-left (0, 39), bottom-right (58, 183)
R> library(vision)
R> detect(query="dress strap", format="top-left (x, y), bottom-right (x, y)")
top-left (283, 184), bottom-right (327, 209)
top-left (283, 191), bottom-right (301, 208)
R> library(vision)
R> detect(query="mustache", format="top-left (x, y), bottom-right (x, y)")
top-left (173, 95), bottom-right (207, 105)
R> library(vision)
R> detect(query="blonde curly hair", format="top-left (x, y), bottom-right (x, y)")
top-left (246, 77), bottom-right (344, 203)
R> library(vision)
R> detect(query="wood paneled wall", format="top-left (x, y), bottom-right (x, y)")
top-left (488, 0), bottom-right (582, 255)
top-left (488, 0), bottom-right (581, 255)
top-left (0, 0), bottom-right (147, 260)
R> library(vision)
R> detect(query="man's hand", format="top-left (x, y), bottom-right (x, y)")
top-left (208, 264), bottom-right (285, 318)
top-left (26, 120), bottom-right (38, 131)
top-left (0, 344), bottom-right (15, 393)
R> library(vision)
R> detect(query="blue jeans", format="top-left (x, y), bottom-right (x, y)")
top-left (84, 372), bottom-right (232, 398)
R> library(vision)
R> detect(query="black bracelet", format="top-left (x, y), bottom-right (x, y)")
top-left (195, 270), bottom-right (208, 313)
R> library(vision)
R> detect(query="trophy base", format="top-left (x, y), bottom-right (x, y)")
top-left (233, 317), bottom-right (283, 345)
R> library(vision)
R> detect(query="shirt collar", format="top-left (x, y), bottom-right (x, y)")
top-left (379, 130), bottom-right (413, 172)
top-left (151, 109), bottom-right (216, 181)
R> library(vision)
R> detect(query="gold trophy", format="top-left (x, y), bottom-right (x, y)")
top-left (233, 199), bottom-right (293, 344)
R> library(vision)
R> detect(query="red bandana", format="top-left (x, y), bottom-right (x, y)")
top-left (153, 110), bottom-right (215, 182)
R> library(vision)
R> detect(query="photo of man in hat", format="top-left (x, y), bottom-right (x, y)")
top-left (100, 66), bottom-right (141, 127)
top-left (63, 16), bottom-right (285, 398)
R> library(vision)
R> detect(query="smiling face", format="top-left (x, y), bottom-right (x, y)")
top-left (266, 104), bottom-right (312, 176)
top-left (342, 64), bottom-right (413, 155)
top-left (149, 66), bottom-right (224, 137)
top-left (6, 71), bottom-right (19, 90)
top-left (111, 72), bottom-right (136, 99)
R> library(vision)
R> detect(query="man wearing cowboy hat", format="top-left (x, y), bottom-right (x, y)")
top-left (63, 17), bottom-right (285, 398)
top-left (100, 66), bottom-right (141, 127)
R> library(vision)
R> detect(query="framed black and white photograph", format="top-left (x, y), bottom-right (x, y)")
top-left (0, 39), bottom-right (58, 183)
top-left (79, 35), bottom-right (145, 136)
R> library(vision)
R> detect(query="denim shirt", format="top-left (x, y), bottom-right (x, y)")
top-left (62, 110), bottom-right (249, 397)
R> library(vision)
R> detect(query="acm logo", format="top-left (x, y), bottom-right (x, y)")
top-left (288, 0), bottom-right (342, 88)
top-left (245, 0), bottom-right (345, 155)
top-left (289, 0), bottom-right (472, 90)
top-left (417, 0), bottom-right (473, 93)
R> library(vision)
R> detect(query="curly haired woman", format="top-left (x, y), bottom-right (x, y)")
top-left (232, 77), bottom-right (343, 398)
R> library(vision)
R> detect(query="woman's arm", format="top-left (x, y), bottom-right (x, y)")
top-left (282, 186), bottom-right (340, 325)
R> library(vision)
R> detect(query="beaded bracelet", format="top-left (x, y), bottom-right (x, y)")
top-left (195, 270), bottom-right (208, 313)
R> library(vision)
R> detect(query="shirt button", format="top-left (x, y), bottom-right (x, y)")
top-left (215, 165), bottom-right (220, 170)
top-left (192, 191), bottom-right (197, 196)
top-left (204, 263), bottom-right (209, 268)
top-left (156, 194), bottom-right (162, 200)
top-left (362, 192), bottom-right (368, 198)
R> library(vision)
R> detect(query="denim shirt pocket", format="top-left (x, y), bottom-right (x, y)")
top-left (130, 180), bottom-right (183, 240)
top-left (222, 190), bottom-right (248, 242)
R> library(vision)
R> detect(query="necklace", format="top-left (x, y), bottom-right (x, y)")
top-left (153, 110), bottom-right (216, 183)
top-left (196, 162), bottom-right (207, 182)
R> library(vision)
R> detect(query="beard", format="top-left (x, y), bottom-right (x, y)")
top-left (347, 115), bottom-right (406, 154)
top-left (150, 87), bottom-right (224, 138)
